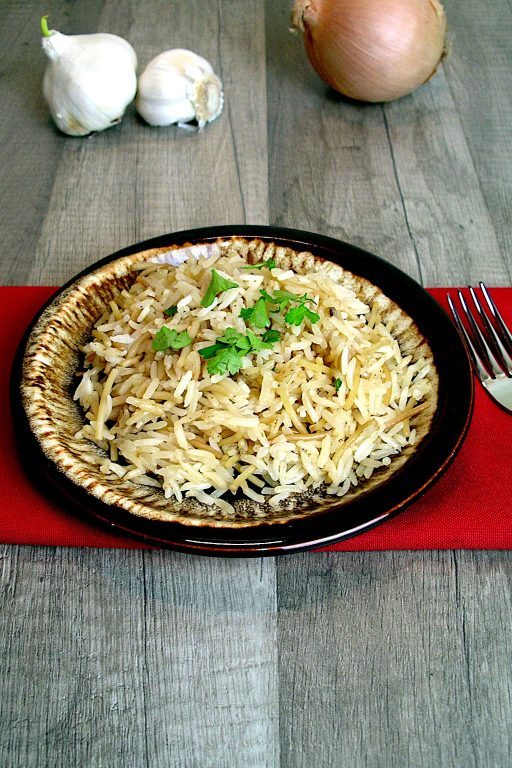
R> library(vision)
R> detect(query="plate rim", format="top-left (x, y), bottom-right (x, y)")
top-left (10, 225), bottom-right (474, 556)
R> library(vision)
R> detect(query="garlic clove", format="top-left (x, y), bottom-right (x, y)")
top-left (136, 49), bottom-right (224, 129)
top-left (41, 19), bottom-right (137, 137)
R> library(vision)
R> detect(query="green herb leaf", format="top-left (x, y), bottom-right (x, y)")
top-left (244, 329), bottom-right (262, 351)
top-left (163, 305), bottom-right (178, 317)
top-left (259, 289), bottom-right (276, 303)
top-left (200, 328), bottom-right (246, 358)
top-left (262, 329), bottom-right (281, 344)
top-left (205, 346), bottom-right (245, 376)
top-left (284, 305), bottom-right (307, 326)
top-left (240, 297), bottom-right (271, 329)
top-left (217, 327), bottom-right (244, 345)
top-left (257, 288), bottom-right (291, 313)
top-left (242, 258), bottom-right (276, 271)
top-left (198, 342), bottom-right (224, 360)
top-left (334, 377), bottom-right (342, 393)
top-left (251, 297), bottom-right (271, 328)
top-left (213, 328), bottom-right (249, 353)
top-left (284, 305), bottom-right (320, 326)
top-left (267, 289), bottom-right (300, 311)
top-left (269, 289), bottom-right (303, 304)
top-left (258, 288), bottom-right (316, 313)
top-left (201, 269), bottom-right (239, 308)
top-left (236, 338), bottom-right (252, 353)
top-left (152, 327), bottom-right (192, 352)
top-left (199, 325), bottom-right (280, 377)
top-left (305, 307), bottom-right (320, 324)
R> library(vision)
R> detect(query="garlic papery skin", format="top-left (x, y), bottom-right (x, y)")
top-left (136, 49), bottom-right (224, 129)
top-left (41, 21), bottom-right (137, 136)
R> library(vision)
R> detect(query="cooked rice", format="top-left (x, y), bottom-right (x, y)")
top-left (73, 245), bottom-right (434, 517)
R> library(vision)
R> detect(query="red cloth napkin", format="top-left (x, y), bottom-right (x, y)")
top-left (2, 286), bottom-right (511, 551)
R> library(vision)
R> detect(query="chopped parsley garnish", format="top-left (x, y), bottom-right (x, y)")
top-left (284, 304), bottom-right (320, 326)
top-left (263, 289), bottom-right (303, 311)
top-left (241, 288), bottom-right (319, 329)
top-left (199, 327), bottom-right (279, 376)
top-left (201, 345), bottom-right (243, 376)
top-left (217, 327), bottom-right (252, 351)
top-left (334, 377), bottom-right (342, 393)
top-left (240, 296), bottom-right (271, 328)
top-left (163, 305), bottom-right (178, 317)
top-left (262, 329), bottom-right (281, 344)
top-left (201, 269), bottom-right (239, 308)
top-left (152, 327), bottom-right (192, 352)
top-left (242, 258), bottom-right (276, 271)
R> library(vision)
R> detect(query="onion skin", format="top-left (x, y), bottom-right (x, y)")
top-left (293, 0), bottom-right (448, 103)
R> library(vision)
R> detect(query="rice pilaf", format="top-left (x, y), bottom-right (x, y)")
top-left (73, 241), bottom-right (435, 518)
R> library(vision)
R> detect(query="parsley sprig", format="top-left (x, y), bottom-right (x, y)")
top-left (284, 303), bottom-right (320, 326)
top-left (199, 327), bottom-right (281, 376)
top-left (201, 269), bottom-right (239, 308)
top-left (241, 288), bottom-right (320, 329)
top-left (152, 327), bottom-right (192, 352)
top-left (242, 257), bottom-right (276, 271)
top-left (240, 297), bottom-right (271, 328)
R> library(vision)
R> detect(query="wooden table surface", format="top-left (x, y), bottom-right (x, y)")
top-left (1, 1), bottom-right (511, 766)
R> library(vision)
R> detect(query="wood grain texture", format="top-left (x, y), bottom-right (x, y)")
top-left (1, 0), bottom-right (512, 766)
top-left (382, 69), bottom-right (509, 286)
top-left (0, 547), bottom-right (148, 767)
top-left (276, 551), bottom-right (512, 768)
top-left (0, 546), bottom-right (278, 768)
top-left (140, 550), bottom-right (277, 767)
top-left (442, 0), bottom-right (512, 280)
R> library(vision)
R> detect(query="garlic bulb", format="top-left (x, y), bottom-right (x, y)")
top-left (136, 49), bottom-right (223, 129)
top-left (41, 16), bottom-right (137, 136)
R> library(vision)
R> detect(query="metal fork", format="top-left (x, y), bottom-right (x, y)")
top-left (448, 283), bottom-right (512, 414)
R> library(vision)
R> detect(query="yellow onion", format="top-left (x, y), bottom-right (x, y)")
top-left (292, 0), bottom-right (447, 103)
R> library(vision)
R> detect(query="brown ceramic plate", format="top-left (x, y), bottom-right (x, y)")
top-left (10, 226), bottom-right (473, 555)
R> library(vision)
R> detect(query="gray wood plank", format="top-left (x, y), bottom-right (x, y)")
top-left (0, 546), bottom-right (278, 768)
top-left (442, 0), bottom-right (512, 274)
top-left (141, 550), bottom-right (277, 767)
top-left (277, 551), bottom-right (512, 768)
top-left (0, 546), bottom-right (148, 768)
top-left (383, 69), bottom-right (510, 286)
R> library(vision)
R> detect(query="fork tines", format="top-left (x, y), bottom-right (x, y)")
top-left (449, 283), bottom-right (512, 377)
top-left (479, 283), bottom-right (512, 352)
top-left (448, 283), bottom-right (512, 414)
